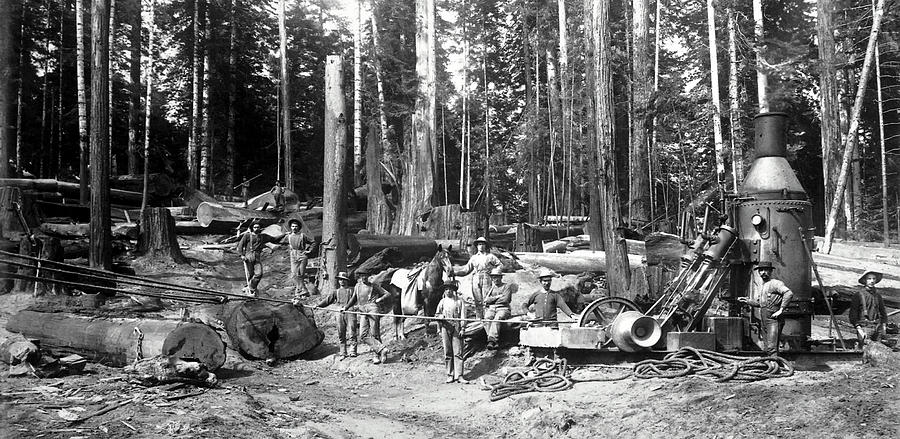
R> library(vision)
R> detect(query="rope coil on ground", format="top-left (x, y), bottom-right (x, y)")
top-left (489, 358), bottom-right (572, 402)
top-left (634, 347), bottom-right (794, 382)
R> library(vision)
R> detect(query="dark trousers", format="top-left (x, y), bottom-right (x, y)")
top-left (441, 323), bottom-right (464, 379)
top-left (359, 304), bottom-right (384, 354)
top-left (290, 255), bottom-right (308, 293)
top-left (243, 255), bottom-right (262, 291)
top-left (337, 312), bottom-right (358, 348)
top-left (762, 309), bottom-right (785, 355)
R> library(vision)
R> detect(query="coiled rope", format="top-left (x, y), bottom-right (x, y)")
top-left (633, 347), bottom-right (794, 382)
top-left (489, 358), bottom-right (572, 401)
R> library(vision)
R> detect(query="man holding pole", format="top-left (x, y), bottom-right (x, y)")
top-left (236, 221), bottom-right (275, 296)
top-left (283, 219), bottom-right (314, 297)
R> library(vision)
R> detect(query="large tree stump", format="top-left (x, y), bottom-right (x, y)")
top-left (0, 186), bottom-right (27, 240)
top-left (33, 237), bottom-right (66, 296)
top-left (6, 310), bottom-right (226, 370)
top-left (138, 208), bottom-right (186, 263)
top-left (13, 238), bottom-right (36, 292)
top-left (423, 204), bottom-right (463, 240)
top-left (224, 301), bottom-right (324, 361)
top-left (458, 211), bottom-right (485, 252)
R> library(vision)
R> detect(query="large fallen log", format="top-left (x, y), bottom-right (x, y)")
top-left (39, 222), bottom-right (138, 240)
top-left (247, 188), bottom-right (301, 211)
top-left (352, 234), bottom-right (439, 264)
top-left (196, 202), bottom-right (281, 228)
top-left (221, 301), bottom-right (323, 360)
top-left (513, 250), bottom-right (644, 274)
top-left (0, 178), bottom-right (143, 204)
top-left (6, 310), bottom-right (226, 370)
top-left (111, 173), bottom-right (175, 198)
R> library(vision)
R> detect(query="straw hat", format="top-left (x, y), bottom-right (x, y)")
top-left (754, 261), bottom-right (775, 271)
top-left (858, 270), bottom-right (883, 285)
top-left (537, 268), bottom-right (555, 279)
top-left (489, 267), bottom-right (504, 277)
top-left (336, 271), bottom-right (351, 281)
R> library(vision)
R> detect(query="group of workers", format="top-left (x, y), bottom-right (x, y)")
top-left (235, 220), bottom-right (892, 381)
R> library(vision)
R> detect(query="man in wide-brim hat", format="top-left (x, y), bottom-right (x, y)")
top-left (738, 261), bottom-right (794, 355)
top-left (483, 267), bottom-right (513, 349)
top-left (435, 280), bottom-right (469, 383)
top-left (850, 269), bottom-right (888, 346)
top-left (452, 236), bottom-right (501, 320)
top-left (316, 271), bottom-right (359, 358)
top-left (281, 217), bottom-right (314, 297)
top-left (524, 268), bottom-right (574, 324)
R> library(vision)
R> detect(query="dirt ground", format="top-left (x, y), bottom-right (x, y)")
top-left (2, 242), bottom-right (900, 438)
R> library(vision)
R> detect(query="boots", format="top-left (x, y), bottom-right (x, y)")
top-left (372, 349), bottom-right (387, 364)
top-left (339, 344), bottom-right (348, 359)
top-left (350, 344), bottom-right (358, 357)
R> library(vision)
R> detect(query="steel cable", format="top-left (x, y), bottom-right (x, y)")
top-left (489, 358), bottom-right (572, 402)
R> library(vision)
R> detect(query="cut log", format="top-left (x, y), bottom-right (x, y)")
top-left (247, 188), bottom-right (301, 212)
top-left (0, 178), bottom-right (143, 204)
top-left (223, 301), bottom-right (324, 360)
top-left (644, 232), bottom-right (689, 266)
top-left (0, 336), bottom-right (40, 365)
top-left (138, 208), bottom-right (187, 263)
top-left (6, 310), bottom-right (226, 370)
top-left (175, 220), bottom-right (236, 235)
top-left (39, 222), bottom-right (138, 240)
top-left (350, 247), bottom-right (404, 278)
top-left (181, 187), bottom-right (217, 211)
top-left (513, 250), bottom-right (644, 274)
top-left (352, 234), bottom-right (438, 265)
top-left (196, 202), bottom-right (281, 228)
top-left (111, 173), bottom-right (175, 198)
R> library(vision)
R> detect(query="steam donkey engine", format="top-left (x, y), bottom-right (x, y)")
top-left (523, 112), bottom-right (823, 354)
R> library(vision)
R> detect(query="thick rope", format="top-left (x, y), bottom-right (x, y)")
top-left (488, 358), bottom-right (572, 402)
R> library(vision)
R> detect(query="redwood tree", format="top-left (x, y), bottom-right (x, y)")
top-left (90, 0), bottom-right (112, 270)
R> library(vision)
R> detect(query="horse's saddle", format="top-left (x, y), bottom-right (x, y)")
top-left (391, 264), bottom-right (429, 315)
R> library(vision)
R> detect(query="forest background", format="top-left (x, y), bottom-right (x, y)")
top-left (1, 0), bottom-right (900, 247)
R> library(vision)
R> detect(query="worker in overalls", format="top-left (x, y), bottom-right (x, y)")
top-left (523, 268), bottom-right (574, 325)
top-left (236, 221), bottom-right (275, 296)
top-left (436, 281), bottom-right (468, 384)
top-left (452, 236), bottom-right (501, 319)
top-left (483, 267), bottom-right (513, 349)
top-left (354, 269), bottom-right (390, 364)
top-left (284, 219), bottom-right (314, 297)
top-left (316, 271), bottom-right (358, 359)
top-left (738, 261), bottom-right (794, 355)
top-left (849, 270), bottom-right (888, 346)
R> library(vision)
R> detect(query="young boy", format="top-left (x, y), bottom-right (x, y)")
top-left (435, 281), bottom-right (469, 384)
top-left (316, 272), bottom-right (358, 358)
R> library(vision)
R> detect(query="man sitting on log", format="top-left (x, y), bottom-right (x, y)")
top-left (236, 221), bottom-right (278, 296)
top-left (452, 236), bottom-right (501, 320)
top-left (270, 180), bottom-right (286, 211)
top-left (524, 268), bottom-right (574, 325)
top-left (850, 270), bottom-right (889, 347)
top-left (483, 267), bottom-right (513, 349)
top-left (283, 219), bottom-right (315, 297)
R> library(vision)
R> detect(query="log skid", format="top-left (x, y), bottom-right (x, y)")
top-left (6, 310), bottom-right (226, 370)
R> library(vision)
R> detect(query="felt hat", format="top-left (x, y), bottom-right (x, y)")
top-left (444, 280), bottom-right (460, 290)
top-left (336, 271), bottom-right (351, 281)
top-left (474, 236), bottom-right (489, 245)
top-left (489, 267), bottom-right (504, 277)
top-left (858, 270), bottom-right (883, 285)
top-left (754, 261), bottom-right (775, 271)
top-left (287, 218), bottom-right (302, 228)
top-left (537, 268), bottom-right (555, 279)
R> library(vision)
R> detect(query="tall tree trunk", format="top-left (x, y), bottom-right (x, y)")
top-left (58, 1), bottom-right (65, 178)
top-left (199, 10), bottom-right (210, 193)
top-left (874, 15), bottom-right (888, 245)
top-left (77, 0), bottom-right (89, 202)
top-left (752, 0), bottom-right (769, 112)
top-left (279, 0), bottom-right (292, 191)
top-left (459, 8), bottom-right (468, 208)
top-left (225, 0), bottom-right (236, 196)
top-left (593, 0), bottom-right (631, 294)
top-left (40, 0), bottom-right (51, 177)
top-left (127, 0), bottom-right (140, 174)
top-left (108, 0), bottom-right (116, 175)
top-left (320, 55), bottom-right (348, 298)
top-left (727, 5), bottom-right (744, 191)
top-left (366, 127), bottom-right (392, 233)
top-left (0, 0), bottom-right (17, 180)
top-left (584, 0), bottom-right (601, 250)
top-left (15, 4), bottom-right (27, 176)
top-left (817, 0), bottom-right (841, 230)
top-left (369, 9), bottom-right (389, 174)
top-left (706, 0), bottom-right (726, 192)
top-left (547, 49), bottom-right (560, 219)
top-left (823, 0), bottom-right (885, 253)
top-left (629, 0), bottom-right (651, 227)
top-left (429, 2), bottom-right (439, 206)
top-left (649, 0), bottom-right (662, 223)
top-left (557, 0), bottom-right (570, 221)
top-left (353, 0), bottom-right (363, 187)
top-left (90, 0), bottom-right (112, 270)
top-left (392, 0), bottom-right (435, 235)
top-left (140, 0), bottom-right (155, 213)
top-left (482, 46), bottom-right (490, 227)
top-left (187, 0), bottom-right (203, 191)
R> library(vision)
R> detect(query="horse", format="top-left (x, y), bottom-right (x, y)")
top-left (375, 246), bottom-right (453, 340)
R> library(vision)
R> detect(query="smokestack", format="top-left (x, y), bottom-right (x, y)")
top-left (740, 113), bottom-right (806, 200)
top-left (753, 112), bottom-right (788, 158)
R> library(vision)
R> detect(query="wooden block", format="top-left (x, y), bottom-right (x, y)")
top-left (561, 326), bottom-right (607, 349)
top-left (704, 317), bottom-right (743, 352)
top-left (519, 326), bottom-right (562, 348)
top-left (666, 331), bottom-right (716, 351)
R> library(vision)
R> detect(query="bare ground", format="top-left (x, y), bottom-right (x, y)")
top-left (2, 243), bottom-right (900, 438)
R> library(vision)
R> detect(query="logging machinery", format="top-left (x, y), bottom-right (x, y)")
top-left (521, 113), bottom-right (843, 356)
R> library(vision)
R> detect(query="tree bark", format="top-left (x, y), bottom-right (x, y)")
top-left (279, 0), bottom-right (292, 190)
top-left (127, 0), bottom-right (141, 175)
top-left (874, 16), bottom-right (888, 245)
top-left (225, 0), bottom-right (236, 196)
top-left (141, 0), bottom-right (155, 213)
top-left (369, 10), bottom-right (390, 173)
top-left (138, 207), bottom-right (186, 263)
top-left (108, 0), bottom-right (116, 175)
top-left (76, 0), bottom-right (89, 202)
top-left (629, 0), bottom-right (651, 227)
top-left (15, 4), bottom-right (27, 176)
top-left (353, 0), bottom-right (363, 187)
top-left (823, 0), bottom-right (885, 253)
top-left (706, 0), bottom-right (726, 191)
top-left (752, 0), bottom-right (769, 112)
top-left (365, 128), bottom-right (392, 233)
top-left (199, 10), bottom-right (210, 193)
top-left (40, 0), bottom-right (51, 177)
top-left (393, 0), bottom-right (435, 236)
top-left (592, 0), bottom-right (631, 295)
top-left (187, 0), bottom-right (203, 191)
top-left (90, 0), bottom-right (112, 270)
top-left (727, 6), bottom-right (745, 191)
top-left (583, 0), bottom-right (602, 251)
top-left (319, 55), bottom-right (348, 298)
top-left (0, 0), bottom-right (17, 180)
top-left (7, 310), bottom-right (226, 370)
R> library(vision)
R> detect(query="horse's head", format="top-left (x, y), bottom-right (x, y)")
top-left (432, 245), bottom-right (453, 283)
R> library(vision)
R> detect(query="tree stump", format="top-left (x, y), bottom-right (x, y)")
top-left (0, 238), bottom-right (17, 294)
top-left (138, 208), bottom-right (186, 263)
top-left (224, 301), bottom-right (324, 361)
top-left (34, 237), bottom-right (65, 296)
top-left (423, 204), bottom-right (463, 240)
top-left (13, 238), bottom-right (36, 292)
top-left (458, 211), bottom-right (485, 252)
top-left (0, 186), bottom-right (27, 240)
